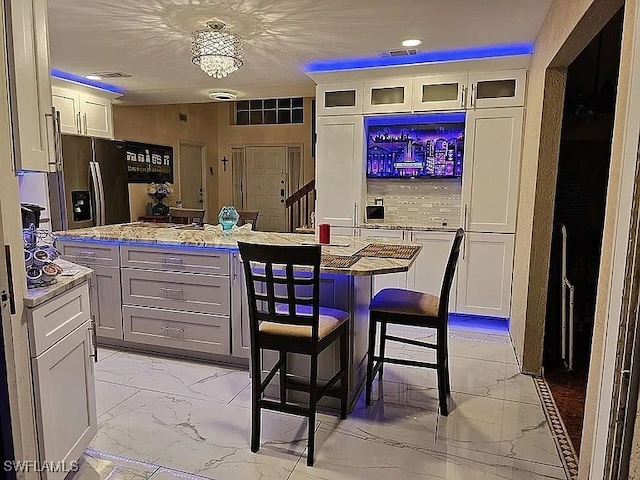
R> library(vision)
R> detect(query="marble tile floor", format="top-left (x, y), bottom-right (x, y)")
top-left (68, 324), bottom-right (567, 480)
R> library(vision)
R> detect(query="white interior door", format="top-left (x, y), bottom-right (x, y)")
top-left (179, 143), bottom-right (204, 210)
top-left (245, 146), bottom-right (287, 232)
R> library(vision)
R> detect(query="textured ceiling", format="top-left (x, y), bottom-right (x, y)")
top-left (47, 0), bottom-right (553, 104)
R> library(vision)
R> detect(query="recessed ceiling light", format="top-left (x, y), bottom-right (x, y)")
top-left (85, 74), bottom-right (103, 81)
top-left (208, 90), bottom-right (238, 101)
top-left (401, 39), bottom-right (422, 47)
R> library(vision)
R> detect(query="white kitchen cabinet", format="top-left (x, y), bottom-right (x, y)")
top-left (89, 265), bottom-right (123, 339)
top-left (359, 229), bottom-right (407, 294)
top-left (315, 115), bottom-right (364, 228)
top-left (231, 252), bottom-right (250, 358)
top-left (31, 320), bottom-right (97, 480)
top-left (317, 82), bottom-right (363, 116)
top-left (408, 230), bottom-right (458, 311)
top-left (412, 73), bottom-right (469, 111)
top-left (363, 77), bottom-right (413, 113)
top-left (456, 232), bottom-right (514, 318)
top-left (468, 70), bottom-right (527, 109)
top-left (52, 85), bottom-right (114, 138)
top-left (462, 107), bottom-right (523, 233)
top-left (6, 0), bottom-right (55, 172)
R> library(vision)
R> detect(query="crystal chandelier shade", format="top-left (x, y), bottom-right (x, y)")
top-left (191, 22), bottom-right (243, 79)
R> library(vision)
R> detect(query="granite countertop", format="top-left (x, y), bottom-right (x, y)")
top-left (360, 222), bottom-right (459, 232)
top-left (24, 259), bottom-right (93, 308)
top-left (55, 223), bottom-right (422, 276)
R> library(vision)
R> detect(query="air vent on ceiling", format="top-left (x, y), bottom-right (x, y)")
top-left (90, 72), bottom-right (132, 78)
top-left (378, 48), bottom-right (419, 58)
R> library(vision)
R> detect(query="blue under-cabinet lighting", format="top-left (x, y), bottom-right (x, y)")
top-left (51, 69), bottom-right (125, 94)
top-left (365, 112), bottom-right (466, 127)
top-left (305, 43), bottom-right (534, 73)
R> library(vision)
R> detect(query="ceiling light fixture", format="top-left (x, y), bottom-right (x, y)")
top-left (208, 90), bottom-right (238, 101)
top-left (191, 21), bottom-right (243, 79)
top-left (85, 74), bottom-right (103, 80)
top-left (401, 39), bottom-right (422, 47)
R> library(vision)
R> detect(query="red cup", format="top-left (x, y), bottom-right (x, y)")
top-left (319, 223), bottom-right (331, 244)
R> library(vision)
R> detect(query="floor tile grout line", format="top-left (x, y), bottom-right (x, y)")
top-left (96, 384), bottom-right (141, 418)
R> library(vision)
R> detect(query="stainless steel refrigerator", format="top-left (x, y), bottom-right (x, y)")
top-left (48, 134), bottom-right (130, 231)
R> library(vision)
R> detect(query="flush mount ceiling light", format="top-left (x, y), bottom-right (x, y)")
top-left (191, 21), bottom-right (243, 79)
top-left (401, 39), bottom-right (422, 47)
top-left (208, 90), bottom-right (238, 101)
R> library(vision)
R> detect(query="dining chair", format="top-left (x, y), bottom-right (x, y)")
top-left (365, 228), bottom-right (464, 416)
top-left (237, 241), bottom-right (349, 466)
top-left (168, 207), bottom-right (205, 225)
top-left (237, 210), bottom-right (259, 229)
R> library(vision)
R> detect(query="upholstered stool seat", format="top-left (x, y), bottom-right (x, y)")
top-left (369, 288), bottom-right (439, 317)
top-left (267, 305), bottom-right (349, 338)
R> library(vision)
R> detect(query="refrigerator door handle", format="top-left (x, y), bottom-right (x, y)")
top-left (94, 161), bottom-right (107, 226)
top-left (89, 162), bottom-right (101, 226)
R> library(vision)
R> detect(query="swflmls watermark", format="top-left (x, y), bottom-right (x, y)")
top-left (3, 461), bottom-right (79, 473)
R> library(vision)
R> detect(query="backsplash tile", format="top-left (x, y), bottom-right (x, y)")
top-left (366, 179), bottom-right (462, 227)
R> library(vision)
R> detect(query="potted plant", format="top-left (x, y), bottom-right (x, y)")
top-left (147, 182), bottom-right (173, 216)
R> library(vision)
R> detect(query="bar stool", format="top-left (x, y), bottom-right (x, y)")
top-left (237, 242), bottom-right (349, 466)
top-left (168, 207), bottom-right (205, 225)
top-left (365, 228), bottom-right (464, 416)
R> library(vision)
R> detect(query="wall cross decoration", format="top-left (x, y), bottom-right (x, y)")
top-left (221, 156), bottom-right (228, 172)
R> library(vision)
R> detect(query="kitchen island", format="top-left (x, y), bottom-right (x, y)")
top-left (56, 223), bottom-right (421, 408)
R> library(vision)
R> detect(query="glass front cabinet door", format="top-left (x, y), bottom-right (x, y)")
top-left (412, 73), bottom-right (469, 111)
top-left (467, 70), bottom-right (527, 109)
top-left (316, 82), bottom-right (363, 115)
top-left (363, 78), bottom-right (413, 113)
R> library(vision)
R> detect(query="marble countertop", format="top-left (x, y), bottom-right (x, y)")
top-left (24, 259), bottom-right (93, 308)
top-left (360, 222), bottom-right (459, 232)
top-left (55, 223), bottom-right (421, 276)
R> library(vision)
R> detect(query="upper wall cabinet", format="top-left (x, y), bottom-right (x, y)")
top-left (363, 78), bottom-right (413, 113)
top-left (6, 0), bottom-right (55, 172)
top-left (52, 85), bottom-right (114, 138)
top-left (317, 82), bottom-right (364, 116)
top-left (412, 73), bottom-right (469, 111)
top-left (468, 70), bottom-right (527, 109)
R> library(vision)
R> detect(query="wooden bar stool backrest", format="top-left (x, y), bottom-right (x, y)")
top-left (238, 242), bottom-right (321, 341)
top-left (169, 207), bottom-right (205, 225)
top-left (237, 210), bottom-right (259, 229)
top-left (437, 228), bottom-right (465, 318)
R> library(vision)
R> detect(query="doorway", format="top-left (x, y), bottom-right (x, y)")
top-left (543, 7), bottom-right (624, 457)
top-left (178, 142), bottom-right (206, 211)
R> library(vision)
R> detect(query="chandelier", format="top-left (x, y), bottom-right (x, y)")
top-left (191, 21), bottom-right (243, 79)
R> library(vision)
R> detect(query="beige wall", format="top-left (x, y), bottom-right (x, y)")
top-left (113, 98), bottom-right (315, 221)
top-left (113, 103), bottom-right (219, 222)
top-left (214, 98), bottom-right (315, 208)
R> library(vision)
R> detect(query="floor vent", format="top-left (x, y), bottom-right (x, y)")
top-left (378, 48), bottom-right (419, 58)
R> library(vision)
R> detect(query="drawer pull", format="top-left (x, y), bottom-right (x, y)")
top-left (77, 250), bottom-right (97, 258)
top-left (161, 256), bottom-right (183, 265)
top-left (162, 326), bottom-right (185, 338)
top-left (160, 287), bottom-right (184, 300)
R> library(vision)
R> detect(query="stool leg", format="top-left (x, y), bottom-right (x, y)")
top-left (340, 328), bottom-right (348, 419)
top-left (251, 346), bottom-right (262, 452)
top-left (436, 326), bottom-right (450, 416)
top-left (379, 321), bottom-right (387, 380)
top-left (366, 317), bottom-right (378, 406)
top-left (307, 352), bottom-right (319, 466)
top-left (279, 351), bottom-right (287, 405)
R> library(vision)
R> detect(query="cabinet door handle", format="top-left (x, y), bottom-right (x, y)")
top-left (76, 112), bottom-right (82, 134)
top-left (88, 316), bottom-right (98, 362)
top-left (160, 287), bottom-right (184, 299)
top-left (461, 85), bottom-right (466, 108)
top-left (463, 204), bottom-right (468, 230)
top-left (470, 84), bottom-right (476, 108)
top-left (161, 256), bottom-right (183, 265)
top-left (162, 326), bottom-right (185, 338)
top-left (83, 113), bottom-right (88, 135)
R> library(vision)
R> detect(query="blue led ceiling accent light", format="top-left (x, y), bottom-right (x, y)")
top-left (51, 69), bottom-right (125, 94)
top-left (365, 112), bottom-right (466, 128)
top-left (305, 43), bottom-right (533, 73)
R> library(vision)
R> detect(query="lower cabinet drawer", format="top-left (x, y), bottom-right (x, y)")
top-left (123, 305), bottom-right (230, 356)
top-left (122, 268), bottom-right (230, 315)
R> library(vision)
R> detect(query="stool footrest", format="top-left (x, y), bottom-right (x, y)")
top-left (261, 399), bottom-right (309, 417)
top-left (373, 356), bottom-right (437, 369)
top-left (385, 334), bottom-right (437, 350)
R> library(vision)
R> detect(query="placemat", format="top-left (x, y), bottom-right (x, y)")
top-left (321, 255), bottom-right (360, 268)
top-left (354, 244), bottom-right (421, 260)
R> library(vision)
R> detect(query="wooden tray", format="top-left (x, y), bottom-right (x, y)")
top-left (354, 244), bottom-right (420, 260)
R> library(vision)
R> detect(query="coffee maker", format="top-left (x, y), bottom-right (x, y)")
top-left (20, 203), bottom-right (45, 229)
